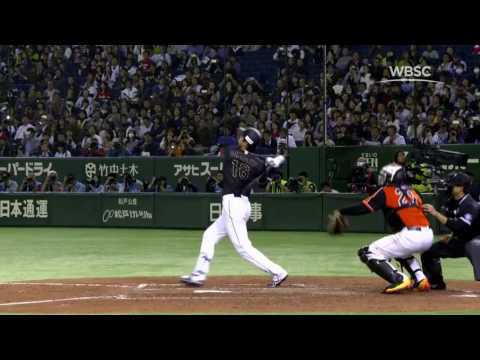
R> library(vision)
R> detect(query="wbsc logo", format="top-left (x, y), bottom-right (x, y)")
top-left (378, 65), bottom-right (443, 85)
top-left (388, 65), bottom-right (432, 78)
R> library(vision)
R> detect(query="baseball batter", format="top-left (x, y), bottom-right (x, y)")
top-left (334, 163), bottom-right (434, 293)
top-left (181, 128), bottom-right (288, 288)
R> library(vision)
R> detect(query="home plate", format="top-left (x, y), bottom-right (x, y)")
top-left (451, 294), bottom-right (480, 298)
top-left (194, 290), bottom-right (233, 294)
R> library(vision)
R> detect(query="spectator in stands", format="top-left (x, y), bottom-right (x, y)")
top-left (104, 173), bottom-right (121, 192)
top-left (97, 82), bottom-right (112, 101)
top-left (363, 126), bottom-right (383, 146)
top-left (422, 45), bottom-right (440, 62)
top-left (14, 116), bottom-right (34, 141)
top-left (85, 176), bottom-right (104, 193)
top-left (205, 172), bottom-right (223, 193)
top-left (420, 127), bottom-right (434, 144)
top-left (41, 170), bottom-right (64, 192)
top-left (265, 172), bottom-right (288, 193)
top-left (147, 176), bottom-right (173, 192)
top-left (19, 175), bottom-right (42, 192)
top-left (277, 128), bottom-right (297, 155)
top-left (137, 132), bottom-right (159, 156)
top-left (432, 123), bottom-right (449, 144)
top-left (64, 130), bottom-right (78, 155)
top-left (54, 143), bottom-right (72, 158)
top-left (169, 129), bottom-right (195, 157)
top-left (121, 80), bottom-right (139, 104)
top-left (36, 142), bottom-right (53, 157)
top-left (297, 171), bottom-right (317, 193)
top-left (81, 139), bottom-right (105, 157)
top-left (0, 134), bottom-right (13, 156)
top-left (283, 111), bottom-right (304, 146)
top-left (448, 128), bottom-right (462, 144)
top-left (124, 129), bottom-right (140, 155)
top-left (22, 128), bottom-right (40, 156)
top-left (0, 171), bottom-right (18, 192)
top-left (159, 129), bottom-right (176, 154)
top-left (81, 126), bottom-right (103, 150)
top-left (107, 138), bottom-right (129, 157)
top-left (258, 130), bottom-right (277, 154)
top-left (175, 176), bottom-right (198, 193)
top-left (119, 173), bottom-right (144, 193)
top-left (304, 131), bottom-right (321, 147)
top-left (63, 174), bottom-right (86, 193)
top-left (383, 125), bottom-right (406, 145)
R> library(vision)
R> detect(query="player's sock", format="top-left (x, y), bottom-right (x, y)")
top-left (193, 253), bottom-right (211, 278)
top-left (405, 257), bottom-right (426, 282)
top-left (396, 256), bottom-right (425, 283)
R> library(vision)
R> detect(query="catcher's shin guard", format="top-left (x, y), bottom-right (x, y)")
top-left (358, 247), bottom-right (404, 284)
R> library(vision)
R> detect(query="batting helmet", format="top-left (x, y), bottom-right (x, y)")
top-left (242, 128), bottom-right (262, 152)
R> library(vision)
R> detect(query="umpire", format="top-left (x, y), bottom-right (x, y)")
top-left (421, 172), bottom-right (480, 290)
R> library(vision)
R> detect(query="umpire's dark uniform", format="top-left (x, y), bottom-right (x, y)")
top-left (421, 174), bottom-right (480, 289)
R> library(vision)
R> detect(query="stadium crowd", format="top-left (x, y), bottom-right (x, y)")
top-left (326, 45), bottom-right (480, 145)
top-left (0, 44), bottom-right (480, 159)
top-left (0, 45), bottom-right (324, 159)
top-left (1, 44), bottom-right (479, 194)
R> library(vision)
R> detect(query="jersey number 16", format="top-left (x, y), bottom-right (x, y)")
top-left (232, 159), bottom-right (250, 180)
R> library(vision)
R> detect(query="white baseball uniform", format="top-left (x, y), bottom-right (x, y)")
top-left (189, 149), bottom-right (287, 281)
top-left (192, 194), bottom-right (287, 278)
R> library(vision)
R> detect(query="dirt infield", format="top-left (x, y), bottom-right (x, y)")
top-left (0, 276), bottom-right (479, 314)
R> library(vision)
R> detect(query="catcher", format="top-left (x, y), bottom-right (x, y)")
top-left (328, 163), bottom-right (434, 294)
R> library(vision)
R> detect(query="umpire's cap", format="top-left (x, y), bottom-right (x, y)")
top-left (243, 127), bottom-right (262, 151)
top-left (446, 171), bottom-right (472, 192)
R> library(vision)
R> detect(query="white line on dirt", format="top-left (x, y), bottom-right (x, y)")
top-left (0, 282), bottom-right (134, 289)
top-left (0, 295), bottom-right (120, 307)
top-left (450, 294), bottom-right (480, 298)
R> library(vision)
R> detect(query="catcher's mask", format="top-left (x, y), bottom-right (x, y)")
top-left (378, 163), bottom-right (408, 187)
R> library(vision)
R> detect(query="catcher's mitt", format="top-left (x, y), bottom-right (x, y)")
top-left (327, 210), bottom-right (349, 235)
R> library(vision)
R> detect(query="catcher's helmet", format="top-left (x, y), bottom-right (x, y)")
top-left (446, 171), bottom-right (472, 192)
top-left (242, 127), bottom-right (262, 152)
top-left (378, 163), bottom-right (409, 187)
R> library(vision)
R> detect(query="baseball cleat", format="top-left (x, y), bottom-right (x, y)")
top-left (180, 273), bottom-right (206, 287)
top-left (383, 277), bottom-right (412, 294)
top-left (413, 278), bottom-right (431, 292)
top-left (268, 273), bottom-right (288, 288)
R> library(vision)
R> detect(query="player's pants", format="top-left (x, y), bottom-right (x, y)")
top-left (192, 194), bottom-right (286, 278)
top-left (368, 227), bottom-right (434, 261)
top-left (365, 227), bottom-right (433, 281)
top-left (421, 237), bottom-right (480, 285)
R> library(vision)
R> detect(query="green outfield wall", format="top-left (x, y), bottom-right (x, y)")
top-left (0, 157), bottom-right (223, 191)
top-left (0, 193), bottom-right (442, 233)
top-left (288, 145), bottom-right (480, 191)
top-left (2, 144), bottom-right (479, 193)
